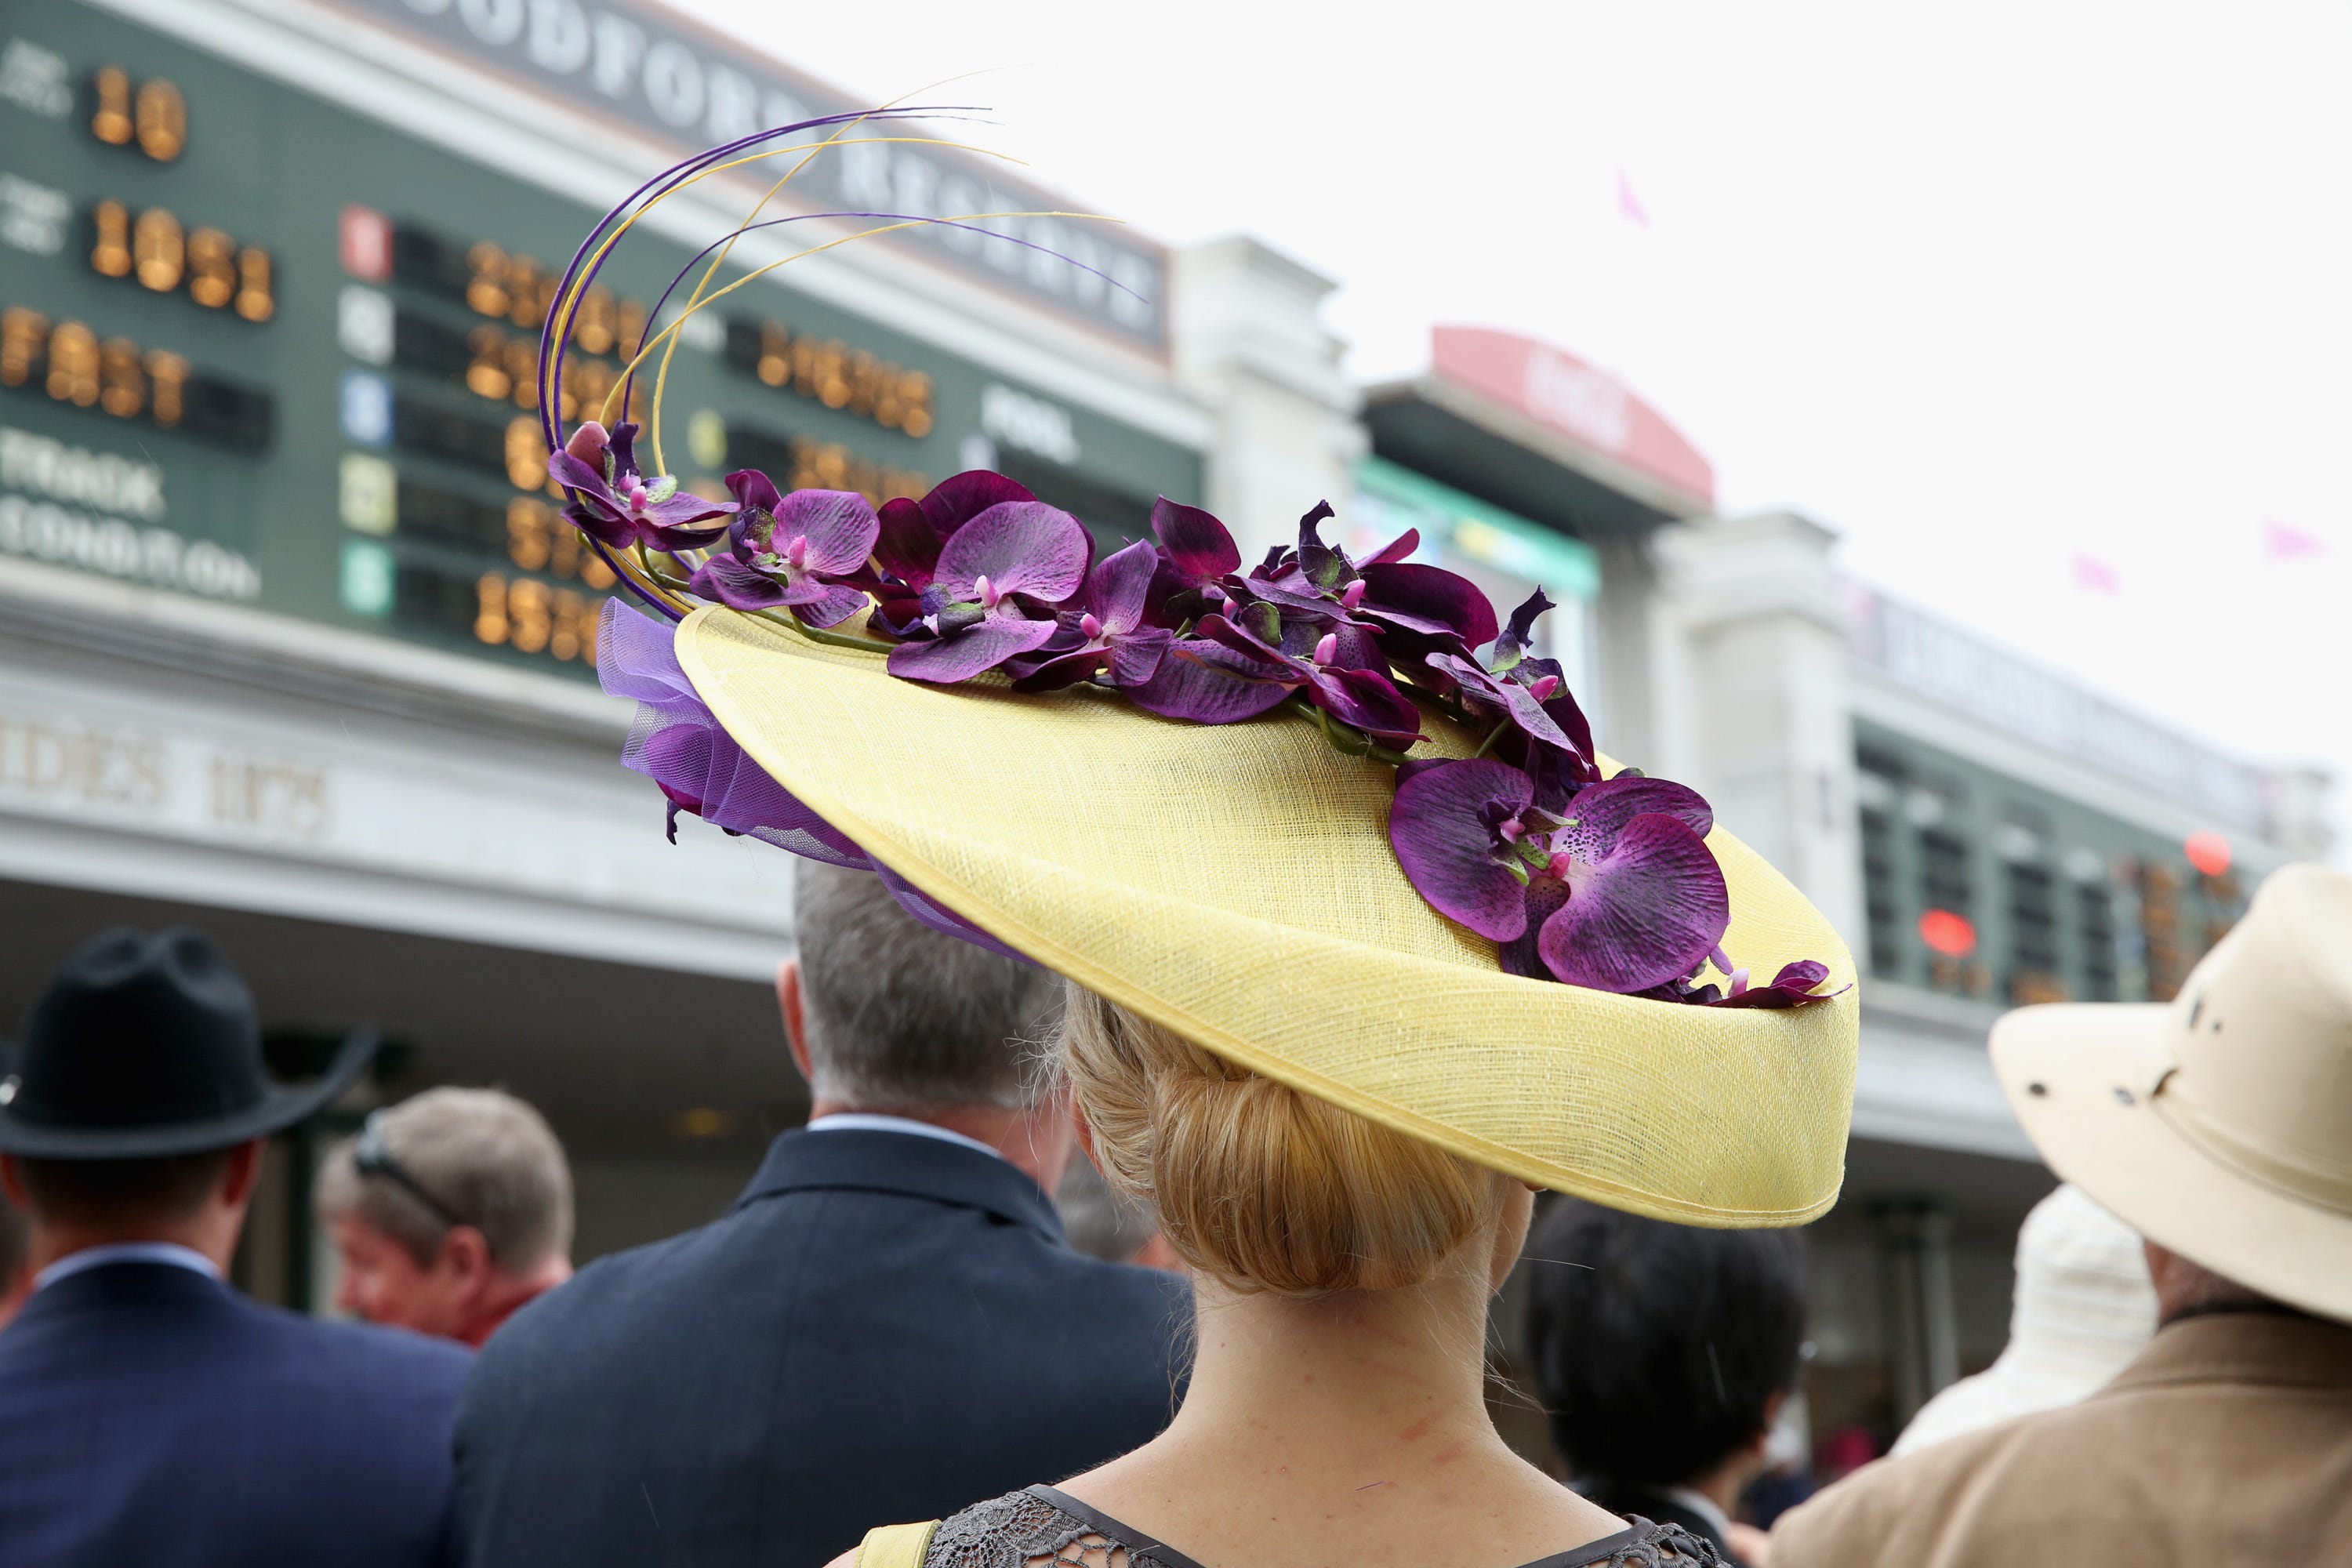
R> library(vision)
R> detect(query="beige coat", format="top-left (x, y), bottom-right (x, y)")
top-left (1773, 1312), bottom-right (2352, 1565)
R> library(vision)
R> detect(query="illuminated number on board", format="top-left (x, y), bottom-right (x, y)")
top-left (132, 208), bottom-right (183, 292)
top-left (898, 372), bottom-right (935, 437)
top-left (505, 255), bottom-right (549, 331)
top-left (145, 350), bottom-right (189, 426)
top-left (133, 79), bottom-right (186, 162)
top-left (506, 578), bottom-right (552, 653)
top-left (234, 247), bottom-right (274, 322)
top-left (98, 337), bottom-right (146, 417)
top-left (90, 201), bottom-right (132, 278)
top-left (550, 589), bottom-right (589, 661)
top-left (1, 309), bottom-right (48, 387)
top-left (503, 416), bottom-right (546, 491)
top-left (465, 243), bottom-right (510, 320)
top-left (89, 67), bottom-right (132, 145)
top-left (466, 324), bottom-right (513, 401)
top-left (504, 336), bottom-right (539, 412)
top-left (45, 321), bottom-right (100, 407)
top-left (187, 227), bottom-right (236, 309)
top-left (572, 285), bottom-right (618, 355)
top-left (474, 574), bottom-right (509, 646)
top-left (506, 497), bottom-right (552, 571)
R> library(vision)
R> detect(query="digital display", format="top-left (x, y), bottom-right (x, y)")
top-left (0, 4), bottom-right (1203, 678)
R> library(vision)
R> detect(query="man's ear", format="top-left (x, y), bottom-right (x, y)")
top-left (777, 957), bottom-right (814, 1086)
top-left (438, 1225), bottom-right (495, 1289)
top-left (220, 1139), bottom-right (265, 1207)
top-left (1069, 1099), bottom-right (1103, 1174)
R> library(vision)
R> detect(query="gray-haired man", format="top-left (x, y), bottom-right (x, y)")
top-left (316, 1087), bottom-right (575, 1347)
top-left (452, 866), bottom-right (1191, 1568)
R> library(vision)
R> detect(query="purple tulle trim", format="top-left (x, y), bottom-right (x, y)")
top-left (869, 863), bottom-right (1036, 967)
top-left (598, 602), bottom-right (1036, 965)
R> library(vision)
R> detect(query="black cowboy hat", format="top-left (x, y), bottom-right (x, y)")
top-left (0, 927), bottom-right (376, 1159)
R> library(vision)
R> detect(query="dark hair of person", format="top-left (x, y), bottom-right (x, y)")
top-left (1522, 1198), bottom-right (1806, 1488)
top-left (12, 1149), bottom-right (234, 1229)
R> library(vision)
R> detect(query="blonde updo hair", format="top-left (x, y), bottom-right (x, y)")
top-left (1060, 983), bottom-right (1507, 1294)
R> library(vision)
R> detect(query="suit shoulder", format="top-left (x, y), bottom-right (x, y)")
top-left (1041, 1248), bottom-right (1193, 1320)
top-left (268, 1302), bottom-right (474, 1388)
top-left (465, 1218), bottom-right (737, 1383)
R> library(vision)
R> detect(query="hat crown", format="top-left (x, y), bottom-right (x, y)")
top-left (15, 927), bottom-right (270, 1134)
top-left (2159, 866), bottom-right (2352, 1211)
top-left (2008, 1184), bottom-right (2157, 1355)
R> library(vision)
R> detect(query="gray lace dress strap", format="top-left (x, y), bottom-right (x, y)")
top-left (920, 1485), bottom-right (1724, 1568)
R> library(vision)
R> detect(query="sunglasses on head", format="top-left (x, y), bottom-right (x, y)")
top-left (353, 1109), bottom-right (469, 1231)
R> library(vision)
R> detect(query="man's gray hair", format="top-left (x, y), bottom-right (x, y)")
top-left (316, 1087), bottom-right (573, 1271)
top-left (795, 862), bottom-right (1062, 1110)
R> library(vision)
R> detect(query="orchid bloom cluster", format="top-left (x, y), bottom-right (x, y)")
top-left (572, 418), bottom-right (1835, 1009)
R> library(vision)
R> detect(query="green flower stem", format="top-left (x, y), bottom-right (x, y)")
top-left (1284, 698), bottom-right (1411, 768)
top-left (1471, 719), bottom-right (1509, 760)
top-left (749, 607), bottom-right (896, 653)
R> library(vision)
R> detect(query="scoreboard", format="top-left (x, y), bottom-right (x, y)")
top-left (0, 2), bottom-right (1202, 678)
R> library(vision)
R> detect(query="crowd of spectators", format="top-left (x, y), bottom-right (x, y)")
top-left (2, 861), bottom-right (2348, 1566)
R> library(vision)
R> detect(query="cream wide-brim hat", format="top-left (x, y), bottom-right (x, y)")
top-left (1991, 863), bottom-right (2352, 1323)
top-left (680, 608), bottom-right (1859, 1226)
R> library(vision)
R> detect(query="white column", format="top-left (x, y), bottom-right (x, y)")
top-left (1650, 510), bottom-right (1866, 946)
top-left (1167, 235), bottom-right (1365, 563)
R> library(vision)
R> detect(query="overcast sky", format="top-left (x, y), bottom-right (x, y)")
top-left (675, 0), bottom-right (2352, 853)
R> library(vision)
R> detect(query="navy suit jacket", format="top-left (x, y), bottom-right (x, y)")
top-left (0, 1260), bottom-right (473, 1567)
top-left (456, 1128), bottom-right (1192, 1568)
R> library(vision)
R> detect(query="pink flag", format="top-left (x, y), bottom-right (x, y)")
top-left (1617, 169), bottom-right (1650, 228)
top-left (2072, 554), bottom-right (2121, 595)
top-left (2264, 519), bottom-right (2326, 561)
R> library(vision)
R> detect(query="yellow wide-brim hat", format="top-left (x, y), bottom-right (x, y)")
top-left (680, 607), bottom-right (1859, 1226)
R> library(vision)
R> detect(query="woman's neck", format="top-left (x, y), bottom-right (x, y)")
top-left (1168, 1270), bottom-right (1500, 1477)
top-left (1068, 1267), bottom-right (1619, 1568)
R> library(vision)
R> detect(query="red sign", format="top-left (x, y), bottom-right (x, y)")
top-left (339, 204), bottom-right (392, 283)
top-left (1429, 326), bottom-right (1715, 506)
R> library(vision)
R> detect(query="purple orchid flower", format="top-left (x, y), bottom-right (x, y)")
top-left (550, 419), bottom-right (735, 554)
top-left (1388, 760), bottom-right (1729, 993)
top-left (872, 470), bottom-right (1038, 633)
top-left (885, 501), bottom-right (1093, 684)
top-left (1005, 539), bottom-right (1178, 691)
top-left (1423, 652), bottom-right (1580, 753)
top-left (1181, 607), bottom-right (1425, 748)
top-left (1124, 637), bottom-right (1302, 725)
top-left (1142, 496), bottom-right (1245, 626)
top-left (687, 474), bottom-right (879, 629)
top-left (1490, 586), bottom-right (1553, 670)
top-left (1247, 502), bottom-right (1500, 659)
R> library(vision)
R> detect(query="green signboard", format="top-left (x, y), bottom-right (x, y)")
top-left (0, 3), bottom-right (1201, 678)
top-left (1351, 456), bottom-right (1599, 602)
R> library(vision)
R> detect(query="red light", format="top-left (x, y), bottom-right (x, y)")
top-left (1918, 908), bottom-right (1976, 957)
top-left (2185, 832), bottom-right (2231, 878)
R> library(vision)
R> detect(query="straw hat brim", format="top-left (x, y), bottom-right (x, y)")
top-left (1992, 1004), bottom-right (2352, 1323)
top-left (680, 607), bottom-right (1858, 1226)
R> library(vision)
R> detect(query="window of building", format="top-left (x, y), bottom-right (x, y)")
top-left (1855, 760), bottom-right (1905, 980)
top-left (2076, 879), bottom-right (2118, 1000)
